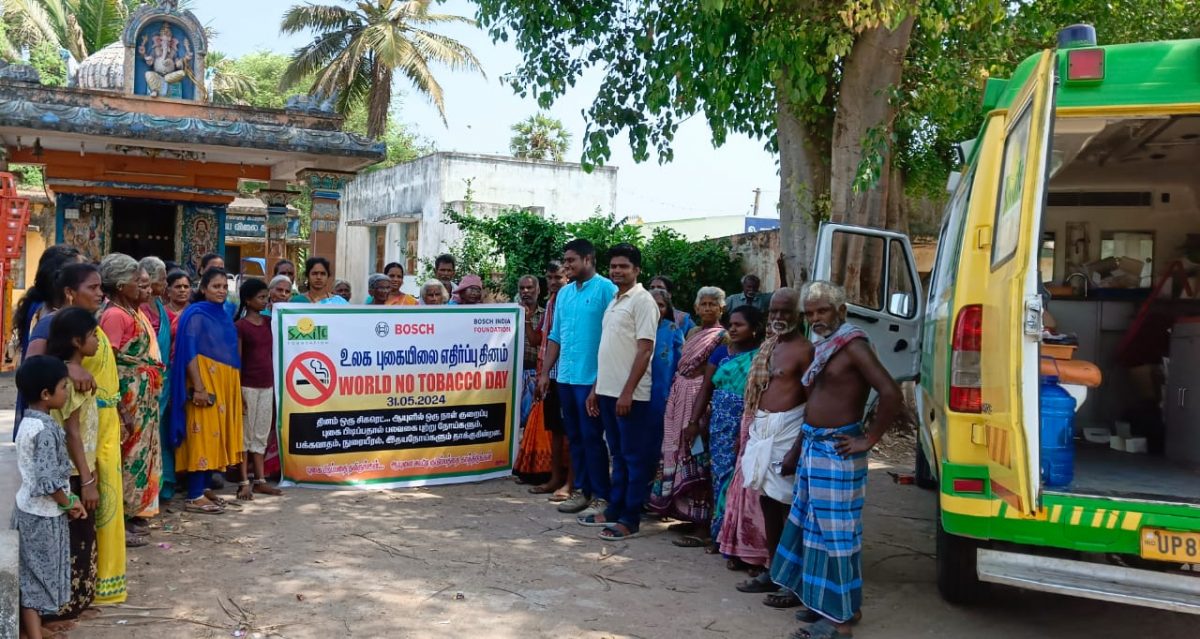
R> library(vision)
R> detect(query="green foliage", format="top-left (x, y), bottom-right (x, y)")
top-left (428, 183), bottom-right (743, 308)
top-left (510, 113), bottom-right (571, 161)
top-left (640, 226), bottom-right (743, 314)
top-left (27, 40), bottom-right (66, 86)
top-left (280, 0), bottom-right (483, 138)
top-left (10, 164), bottom-right (45, 188)
top-left (2, 0), bottom-right (159, 63)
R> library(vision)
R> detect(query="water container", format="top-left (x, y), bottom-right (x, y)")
top-left (1040, 376), bottom-right (1076, 487)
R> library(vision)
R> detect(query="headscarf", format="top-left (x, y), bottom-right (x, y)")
top-left (451, 273), bottom-right (484, 295)
top-left (453, 274), bottom-right (484, 296)
top-left (168, 300), bottom-right (240, 448)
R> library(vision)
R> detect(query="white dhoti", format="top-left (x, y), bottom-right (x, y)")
top-left (741, 404), bottom-right (805, 503)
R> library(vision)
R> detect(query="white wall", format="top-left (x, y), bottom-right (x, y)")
top-left (338, 153), bottom-right (619, 298)
top-left (642, 215), bottom-right (749, 242)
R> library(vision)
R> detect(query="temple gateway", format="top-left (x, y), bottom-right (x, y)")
top-left (0, 0), bottom-right (384, 282)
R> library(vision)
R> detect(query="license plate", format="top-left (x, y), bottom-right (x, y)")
top-left (1140, 528), bottom-right (1200, 563)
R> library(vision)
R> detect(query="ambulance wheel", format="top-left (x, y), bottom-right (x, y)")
top-left (936, 497), bottom-right (985, 605)
top-left (915, 438), bottom-right (938, 490)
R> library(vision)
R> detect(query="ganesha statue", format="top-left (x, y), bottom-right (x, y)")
top-left (138, 22), bottom-right (193, 98)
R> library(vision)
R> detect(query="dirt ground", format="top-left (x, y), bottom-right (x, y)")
top-left (1, 375), bottom-right (1194, 638)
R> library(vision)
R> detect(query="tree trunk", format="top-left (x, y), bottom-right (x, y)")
top-left (775, 84), bottom-right (830, 288)
top-left (828, 17), bottom-right (915, 306)
top-left (367, 61), bottom-right (393, 140)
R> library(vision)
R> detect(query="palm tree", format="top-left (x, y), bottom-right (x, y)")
top-left (510, 113), bottom-right (571, 162)
top-left (206, 51), bottom-right (255, 105)
top-left (280, 0), bottom-right (483, 139)
top-left (3, 0), bottom-right (156, 63)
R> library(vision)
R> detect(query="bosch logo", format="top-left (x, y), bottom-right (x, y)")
top-left (375, 322), bottom-right (390, 338)
top-left (394, 323), bottom-right (436, 336)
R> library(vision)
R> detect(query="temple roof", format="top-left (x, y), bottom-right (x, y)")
top-left (0, 83), bottom-right (386, 178)
top-left (76, 43), bottom-right (125, 92)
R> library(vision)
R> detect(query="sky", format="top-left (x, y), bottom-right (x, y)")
top-left (200, 0), bottom-right (781, 222)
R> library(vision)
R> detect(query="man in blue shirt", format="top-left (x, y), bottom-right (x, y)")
top-left (539, 239), bottom-right (617, 516)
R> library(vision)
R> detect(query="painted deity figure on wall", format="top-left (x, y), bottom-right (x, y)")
top-left (139, 22), bottom-right (193, 98)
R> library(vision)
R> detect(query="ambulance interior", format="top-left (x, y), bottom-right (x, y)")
top-left (1040, 114), bottom-right (1200, 503)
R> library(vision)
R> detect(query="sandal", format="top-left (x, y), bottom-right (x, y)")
top-left (736, 572), bottom-right (780, 594)
top-left (727, 557), bottom-right (751, 572)
top-left (764, 590), bottom-right (803, 609)
top-left (125, 532), bottom-right (149, 548)
top-left (790, 619), bottom-right (852, 639)
top-left (184, 499), bottom-right (224, 515)
top-left (671, 535), bottom-right (709, 548)
top-left (599, 524), bottom-right (640, 541)
top-left (205, 490), bottom-right (242, 509)
top-left (528, 484), bottom-right (557, 495)
top-left (667, 522), bottom-right (696, 533)
top-left (548, 490), bottom-right (571, 503)
top-left (578, 514), bottom-right (613, 528)
top-left (797, 609), bottom-right (862, 625)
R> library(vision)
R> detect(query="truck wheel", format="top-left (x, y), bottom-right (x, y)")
top-left (936, 497), bottom-right (986, 605)
top-left (915, 438), bottom-right (937, 490)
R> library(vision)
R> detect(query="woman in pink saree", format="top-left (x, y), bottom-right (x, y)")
top-left (648, 286), bottom-right (726, 546)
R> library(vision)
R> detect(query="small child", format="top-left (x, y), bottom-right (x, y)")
top-left (235, 278), bottom-right (282, 500)
top-left (45, 307), bottom-right (103, 618)
top-left (12, 354), bottom-right (88, 639)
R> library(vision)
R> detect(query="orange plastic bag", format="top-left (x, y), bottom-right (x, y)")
top-left (514, 401), bottom-right (553, 480)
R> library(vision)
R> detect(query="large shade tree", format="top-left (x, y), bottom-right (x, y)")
top-left (281, 0), bottom-right (484, 139)
top-left (475, 0), bottom-right (1200, 289)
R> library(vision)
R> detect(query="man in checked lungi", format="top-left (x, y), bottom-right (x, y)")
top-left (772, 281), bottom-right (904, 639)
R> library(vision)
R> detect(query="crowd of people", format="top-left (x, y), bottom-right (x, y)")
top-left (511, 239), bottom-right (904, 639)
top-left (10, 238), bottom-right (902, 639)
top-left (7, 247), bottom-right (359, 638)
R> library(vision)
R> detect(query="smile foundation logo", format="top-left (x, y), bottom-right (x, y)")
top-left (288, 317), bottom-right (329, 341)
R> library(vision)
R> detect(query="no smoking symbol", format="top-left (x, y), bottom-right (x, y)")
top-left (286, 351), bottom-right (338, 407)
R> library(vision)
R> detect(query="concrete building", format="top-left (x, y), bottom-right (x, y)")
top-left (641, 214), bottom-right (780, 242)
top-left (337, 152), bottom-right (618, 300)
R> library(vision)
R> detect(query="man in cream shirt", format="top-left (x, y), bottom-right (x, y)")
top-left (578, 243), bottom-right (659, 541)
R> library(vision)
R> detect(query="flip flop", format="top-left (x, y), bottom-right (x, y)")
top-left (736, 572), bottom-right (780, 594)
top-left (548, 491), bottom-right (571, 503)
top-left (528, 485), bottom-right (556, 495)
top-left (790, 619), bottom-right (853, 639)
top-left (764, 590), bottom-right (803, 608)
top-left (184, 501), bottom-right (224, 515)
top-left (578, 514), bottom-right (614, 527)
top-left (797, 609), bottom-right (862, 625)
top-left (599, 525), bottom-right (641, 541)
top-left (671, 535), bottom-right (709, 548)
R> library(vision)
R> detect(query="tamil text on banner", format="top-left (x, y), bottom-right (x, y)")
top-left (274, 304), bottom-right (523, 488)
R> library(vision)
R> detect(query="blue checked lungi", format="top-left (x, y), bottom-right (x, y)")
top-left (770, 422), bottom-right (868, 624)
top-left (520, 369), bottom-right (538, 428)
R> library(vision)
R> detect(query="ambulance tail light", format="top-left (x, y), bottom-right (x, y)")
top-left (950, 305), bottom-right (983, 413)
top-left (952, 478), bottom-right (986, 494)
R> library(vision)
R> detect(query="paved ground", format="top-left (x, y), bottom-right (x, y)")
top-left (0, 375), bottom-right (1193, 638)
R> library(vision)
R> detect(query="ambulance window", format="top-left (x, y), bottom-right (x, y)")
top-left (829, 231), bottom-right (885, 311)
top-left (993, 101), bottom-right (1034, 268)
top-left (1040, 233), bottom-right (1055, 283)
top-left (887, 239), bottom-right (917, 319)
top-left (928, 171), bottom-right (973, 312)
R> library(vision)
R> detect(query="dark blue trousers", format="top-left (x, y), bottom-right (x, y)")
top-left (558, 383), bottom-right (610, 501)
top-left (598, 395), bottom-right (655, 531)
